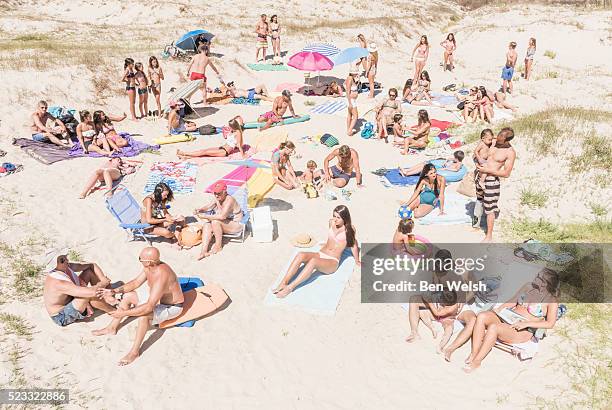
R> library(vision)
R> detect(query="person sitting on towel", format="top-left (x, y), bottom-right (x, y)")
top-left (323, 144), bottom-right (363, 188)
top-left (177, 116), bottom-right (245, 159)
top-left (43, 249), bottom-right (118, 327)
top-left (399, 151), bottom-right (464, 177)
top-left (30, 100), bottom-right (72, 147)
top-left (167, 100), bottom-right (197, 134)
top-left (222, 81), bottom-right (273, 101)
top-left (400, 163), bottom-right (446, 218)
top-left (194, 181), bottom-right (244, 260)
top-left (257, 90), bottom-right (299, 131)
top-left (272, 205), bottom-right (361, 298)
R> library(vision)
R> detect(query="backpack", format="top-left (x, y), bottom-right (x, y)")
top-left (198, 124), bottom-right (217, 135)
top-left (360, 122), bottom-right (374, 139)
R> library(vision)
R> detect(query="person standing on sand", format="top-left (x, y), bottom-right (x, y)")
top-left (257, 90), bottom-right (299, 131)
top-left (92, 247), bottom-right (184, 366)
top-left (255, 14), bottom-right (269, 62)
top-left (269, 14), bottom-right (281, 63)
top-left (411, 35), bottom-right (429, 87)
top-left (134, 62), bottom-right (149, 119)
top-left (474, 127), bottom-right (516, 242)
top-left (366, 43), bottom-right (379, 98)
top-left (523, 37), bottom-right (536, 80)
top-left (122, 58), bottom-right (138, 120)
top-left (344, 67), bottom-right (360, 136)
top-left (186, 44), bottom-right (223, 106)
top-left (500, 42), bottom-right (518, 94)
top-left (440, 33), bottom-right (456, 72)
top-left (357, 34), bottom-right (368, 72)
top-left (148, 56), bottom-right (164, 117)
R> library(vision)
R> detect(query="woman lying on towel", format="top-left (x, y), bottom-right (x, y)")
top-left (461, 269), bottom-right (560, 373)
top-left (272, 205), bottom-right (361, 298)
top-left (78, 157), bottom-right (139, 199)
top-left (141, 182), bottom-right (185, 242)
top-left (93, 110), bottom-right (129, 150)
top-left (400, 163), bottom-right (446, 217)
top-left (222, 82), bottom-right (273, 101)
top-left (177, 116), bottom-right (245, 159)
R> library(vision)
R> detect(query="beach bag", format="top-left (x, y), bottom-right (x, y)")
top-left (456, 170), bottom-right (476, 197)
top-left (177, 224), bottom-right (203, 248)
top-left (199, 124), bottom-right (217, 135)
top-left (457, 101), bottom-right (465, 110)
top-left (304, 183), bottom-right (318, 199)
top-left (360, 122), bottom-right (374, 139)
top-left (320, 133), bottom-right (339, 147)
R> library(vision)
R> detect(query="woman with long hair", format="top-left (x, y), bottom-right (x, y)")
top-left (524, 37), bottom-right (536, 80)
top-left (148, 56), bottom-right (164, 117)
top-left (93, 110), bottom-right (128, 150)
top-left (411, 35), bottom-right (429, 85)
top-left (141, 182), bottom-right (185, 242)
top-left (409, 70), bottom-right (433, 106)
top-left (122, 58), bottom-right (137, 120)
top-left (357, 34), bottom-right (368, 72)
top-left (366, 42), bottom-right (379, 98)
top-left (345, 68), bottom-right (360, 136)
top-left (76, 110), bottom-right (112, 156)
top-left (177, 116), bottom-right (245, 159)
top-left (375, 88), bottom-right (401, 141)
top-left (269, 15), bottom-right (281, 62)
top-left (440, 33), bottom-right (456, 71)
top-left (271, 140), bottom-right (300, 189)
top-left (134, 62), bottom-right (149, 118)
top-left (475, 86), bottom-right (494, 123)
top-left (401, 163), bottom-right (446, 217)
top-left (272, 205), bottom-right (361, 298)
top-left (401, 109), bottom-right (431, 154)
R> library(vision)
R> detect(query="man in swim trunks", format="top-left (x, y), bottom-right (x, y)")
top-left (500, 42), bottom-right (518, 95)
top-left (223, 81), bottom-right (273, 101)
top-left (257, 90), bottom-right (299, 131)
top-left (43, 249), bottom-right (117, 327)
top-left (254, 14), bottom-right (269, 62)
top-left (186, 44), bottom-right (223, 106)
top-left (167, 100), bottom-right (198, 134)
top-left (30, 100), bottom-right (72, 148)
top-left (323, 144), bottom-right (363, 188)
top-left (474, 127), bottom-right (516, 242)
top-left (93, 247), bottom-right (184, 366)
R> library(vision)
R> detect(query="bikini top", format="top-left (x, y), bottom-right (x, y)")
top-left (82, 129), bottom-right (96, 139)
top-left (416, 45), bottom-right (427, 56)
top-left (526, 47), bottom-right (536, 57)
top-left (328, 224), bottom-right (347, 243)
top-left (102, 123), bottom-right (115, 134)
top-left (225, 132), bottom-right (237, 148)
top-left (382, 99), bottom-right (399, 109)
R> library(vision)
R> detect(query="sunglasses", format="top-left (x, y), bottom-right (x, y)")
top-left (58, 257), bottom-right (67, 264)
top-left (390, 94), bottom-right (397, 97)
top-left (139, 257), bottom-right (158, 263)
top-left (214, 191), bottom-right (225, 196)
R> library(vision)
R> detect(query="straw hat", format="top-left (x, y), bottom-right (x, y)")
top-left (44, 247), bottom-right (70, 272)
top-left (368, 43), bottom-right (378, 53)
top-left (291, 233), bottom-right (316, 248)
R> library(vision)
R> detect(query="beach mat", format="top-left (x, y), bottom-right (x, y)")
top-left (243, 115), bottom-right (310, 129)
top-left (205, 165), bottom-right (257, 193)
top-left (154, 133), bottom-right (197, 145)
top-left (13, 138), bottom-right (75, 165)
top-left (251, 128), bottom-right (288, 151)
top-left (429, 119), bottom-right (458, 132)
top-left (431, 92), bottom-right (459, 106)
top-left (247, 63), bottom-right (289, 71)
top-left (246, 168), bottom-right (275, 207)
top-left (264, 245), bottom-right (355, 316)
top-left (384, 169), bottom-right (419, 186)
top-left (310, 100), bottom-right (347, 115)
top-left (143, 161), bottom-right (198, 195)
top-left (230, 97), bottom-right (260, 105)
top-left (70, 133), bottom-right (159, 158)
top-left (187, 145), bottom-right (256, 166)
top-left (418, 190), bottom-right (472, 225)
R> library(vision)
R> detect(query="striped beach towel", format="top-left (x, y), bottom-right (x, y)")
top-left (310, 100), bottom-right (348, 115)
top-left (143, 162), bottom-right (198, 195)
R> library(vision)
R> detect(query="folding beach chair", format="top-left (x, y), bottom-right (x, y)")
top-left (106, 185), bottom-right (156, 244)
top-left (224, 187), bottom-right (250, 243)
top-left (163, 80), bottom-right (204, 117)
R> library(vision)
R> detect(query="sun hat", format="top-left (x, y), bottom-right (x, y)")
top-left (291, 233), bottom-right (316, 248)
top-left (44, 247), bottom-right (70, 272)
top-left (211, 181), bottom-right (228, 194)
top-left (368, 43), bottom-right (378, 52)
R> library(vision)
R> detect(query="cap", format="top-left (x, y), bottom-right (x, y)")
top-left (211, 181), bottom-right (227, 193)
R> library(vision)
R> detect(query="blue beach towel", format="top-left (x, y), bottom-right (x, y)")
top-left (230, 97), bottom-right (261, 105)
top-left (177, 277), bottom-right (205, 328)
top-left (384, 169), bottom-right (420, 186)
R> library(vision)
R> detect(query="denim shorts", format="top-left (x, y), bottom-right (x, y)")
top-left (51, 301), bottom-right (86, 327)
top-left (32, 133), bottom-right (48, 142)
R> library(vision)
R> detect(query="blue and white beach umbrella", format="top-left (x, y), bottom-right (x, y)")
top-left (302, 42), bottom-right (341, 57)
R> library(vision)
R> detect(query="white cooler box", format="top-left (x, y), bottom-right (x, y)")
top-left (251, 206), bottom-right (273, 242)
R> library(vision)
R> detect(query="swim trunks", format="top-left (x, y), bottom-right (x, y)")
top-left (247, 88), bottom-right (256, 100)
top-left (135, 285), bottom-right (184, 326)
top-left (260, 111), bottom-right (281, 122)
top-left (190, 72), bottom-right (206, 81)
top-left (50, 301), bottom-right (86, 327)
top-left (32, 133), bottom-right (48, 142)
top-left (476, 175), bottom-right (500, 216)
top-left (331, 165), bottom-right (355, 183)
top-left (501, 66), bottom-right (514, 81)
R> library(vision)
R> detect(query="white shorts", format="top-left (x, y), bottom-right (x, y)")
top-left (135, 285), bottom-right (184, 326)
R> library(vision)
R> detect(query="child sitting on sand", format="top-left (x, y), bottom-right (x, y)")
top-left (398, 150), bottom-right (464, 177)
top-left (420, 290), bottom-right (462, 354)
top-left (473, 128), bottom-right (493, 189)
top-left (300, 160), bottom-right (324, 190)
top-left (390, 114), bottom-right (406, 145)
top-left (392, 217), bottom-right (422, 255)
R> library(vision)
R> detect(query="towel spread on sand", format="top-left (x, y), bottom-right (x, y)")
top-left (250, 128), bottom-right (288, 152)
top-left (431, 92), bottom-right (459, 106)
top-left (205, 165), bottom-right (257, 193)
top-left (186, 145), bottom-right (256, 166)
top-left (143, 161), bottom-right (198, 195)
top-left (384, 169), bottom-right (420, 186)
top-left (263, 245), bottom-right (356, 316)
top-left (230, 97), bottom-right (261, 105)
top-left (418, 190), bottom-right (473, 225)
top-left (310, 100), bottom-right (348, 114)
top-left (69, 133), bottom-right (159, 158)
top-left (247, 63), bottom-right (289, 71)
top-left (13, 138), bottom-right (75, 165)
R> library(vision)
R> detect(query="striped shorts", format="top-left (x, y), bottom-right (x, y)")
top-left (475, 175), bottom-right (500, 216)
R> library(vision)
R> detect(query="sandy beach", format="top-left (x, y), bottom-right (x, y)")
top-left (0, 1), bottom-right (610, 408)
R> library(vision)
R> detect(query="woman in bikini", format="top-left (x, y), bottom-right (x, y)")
top-left (366, 42), bottom-right (378, 98)
top-left (141, 182), bottom-right (185, 242)
top-left (409, 70), bottom-right (433, 106)
top-left (79, 157), bottom-right (139, 199)
top-left (474, 87), bottom-right (494, 123)
top-left (357, 34), bottom-right (368, 72)
top-left (401, 109), bottom-right (431, 154)
top-left (462, 268), bottom-right (560, 373)
top-left (401, 162), bottom-right (446, 217)
top-left (273, 205), bottom-right (361, 298)
top-left (440, 33), bottom-right (456, 71)
top-left (254, 14), bottom-right (269, 62)
top-left (76, 110), bottom-right (112, 156)
top-left (134, 62), bottom-right (149, 118)
top-left (93, 110), bottom-right (128, 150)
top-left (177, 116), bottom-right (245, 159)
top-left (271, 141), bottom-right (300, 190)
top-left (322, 81), bottom-right (343, 97)
top-left (345, 68), bottom-right (360, 136)
top-left (148, 56), bottom-right (164, 117)
top-left (524, 37), bottom-right (536, 80)
top-left (375, 88), bottom-right (401, 141)
top-left (122, 58), bottom-right (137, 120)
top-left (269, 15), bottom-right (281, 63)
top-left (411, 35), bottom-right (429, 86)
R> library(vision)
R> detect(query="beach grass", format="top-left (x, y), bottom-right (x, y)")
top-left (7, 343), bottom-right (27, 387)
top-left (589, 203), bottom-right (608, 218)
top-left (569, 132), bottom-right (612, 174)
top-left (544, 50), bottom-right (557, 59)
top-left (519, 188), bottom-right (548, 208)
top-left (0, 313), bottom-right (33, 340)
top-left (505, 218), bottom-right (612, 242)
top-left (0, 240), bottom-right (45, 298)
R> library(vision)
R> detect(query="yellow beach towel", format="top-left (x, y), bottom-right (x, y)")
top-left (247, 168), bottom-right (275, 208)
top-left (250, 128), bottom-right (288, 152)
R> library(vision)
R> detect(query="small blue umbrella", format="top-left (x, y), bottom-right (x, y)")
top-left (332, 47), bottom-right (369, 66)
top-left (175, 29), bottom-right (215, 51)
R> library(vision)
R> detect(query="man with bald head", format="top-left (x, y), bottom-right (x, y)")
top-left (93, 247), bottom-right (184, 366)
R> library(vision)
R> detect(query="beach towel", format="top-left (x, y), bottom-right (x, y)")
top-left (310, 100), bottom-right (348, 115)
top-left (69, 133), bottom-right (159, 158)
top-left (143, 161), bottom-right (198, 195)
top-left (263, 245), bottom-right (356, 315)
top-left (187, 145), bottom-right (256, 166)
top-left (418, 190), bottom-right (472, 225)
top-left (429, 119), bottom-right (457, 132)
top-left (430, 93), bottom-right (459, 106)
top-left (205, 165), bottom-right (257, 193)
top-left (384, 169), bottom-right (420, 186)
top-left (246, 168), bottom-right (275, 207)
top-left (243, 115), bottom-right (310, 129)
top-left (251, 128), bottom-right (288, 152)
top-left (247, 63), bottom-right (289, 71)
top-left (13, 138), bottom-right (75, 165)
top-left (230, 97), bottom-right (261, 105)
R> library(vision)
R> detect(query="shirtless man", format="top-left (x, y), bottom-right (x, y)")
top-left (222, 81), bottom-right (273, 101)
top-left (167, 100), bottom-right (197, 134)
top-left (43, 250), bottom-right (117, 327)
top-left (257, 90), bottom-right (299, 131)
top-left (30, 100), bottom-right (71, 147)
top-left (93, 247), bottom-right (184, 366)
top-left (254, 14), bottom-right (269, 62)
top-left (186, 44), bottom-right (222, 105)
top-left (474, 127), bottom-right (516, 242)
top-left (500, 42), bottom-right (518, 94)
top-left (194, 181), bottom-right (244, 260)
top-left (323, 144), bottom-right (363, 188)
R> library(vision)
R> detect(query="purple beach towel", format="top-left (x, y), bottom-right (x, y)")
top-left (69, 133), bottom-right (159, 158)
top-left (13, 138), bottom-right (74, 165)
